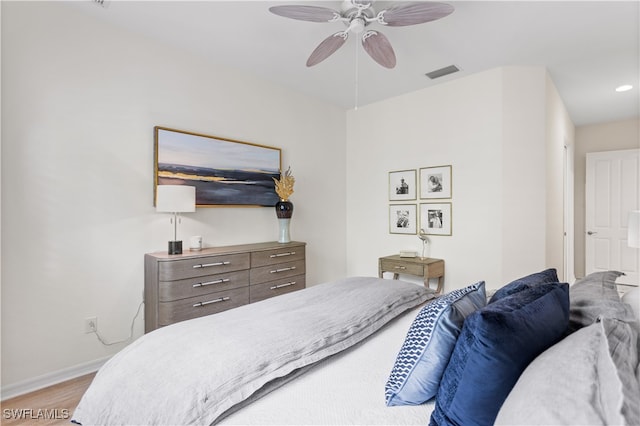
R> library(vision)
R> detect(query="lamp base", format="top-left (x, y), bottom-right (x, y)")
top-left (168, 240), bottom-right (183, 255)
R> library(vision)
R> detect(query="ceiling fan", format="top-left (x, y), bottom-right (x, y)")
top-left (269, 1), bottom-right (454, 69)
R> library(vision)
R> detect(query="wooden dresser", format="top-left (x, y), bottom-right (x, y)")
top-left (144, 241), bottom-right (306, 332)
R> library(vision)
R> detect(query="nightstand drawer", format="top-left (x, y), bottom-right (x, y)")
top-left (250, 259), bottom-right (306, 285)
top-left (378, 255), bottom-right (445, 295)
top-left (380, 259), bottom-right (424, 276)
top-left (251, 246), bottom-right (305, 267)
top-left (250, 274), bottom-right (306, 303)
top-left (158, 286), bottom-right (249, 326)
top-left (158, 270), bottom-right (250, 302)
top-left (158, 253), bottom-right (250, 281)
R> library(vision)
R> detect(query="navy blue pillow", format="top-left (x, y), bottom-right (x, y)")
top-left (430, 282), bottom-right (569, 426)
top-left (489, 268), bottom-right (558, 304)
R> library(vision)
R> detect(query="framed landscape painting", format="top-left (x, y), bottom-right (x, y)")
top-left (154, 127), bottom-right (281, 207)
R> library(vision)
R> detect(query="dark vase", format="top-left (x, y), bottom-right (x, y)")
top-left (275, 200), bottom-right (294, 219)
top-left (275, 200), bottom-right (293, 243)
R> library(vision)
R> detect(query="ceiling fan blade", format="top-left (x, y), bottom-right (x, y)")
top-left (269, 5), bottom-right (340, 23)
top-left (379, 2), bottom-right (454, 26)
top-left (362, 31), bottom-right (396, 68)
top-left (306, 32), bottom-right (348, 67)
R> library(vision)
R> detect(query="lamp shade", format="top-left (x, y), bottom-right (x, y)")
top-left (156, 185), bottom-right (196, 213)
top-left (629, 210), bottom-right (640, 248)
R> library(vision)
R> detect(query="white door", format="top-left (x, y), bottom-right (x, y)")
top-left (586, 149), bottom-right (639, 286)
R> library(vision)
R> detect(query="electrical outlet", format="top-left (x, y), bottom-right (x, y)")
top-left (84, 317), bottom-right (97, 334)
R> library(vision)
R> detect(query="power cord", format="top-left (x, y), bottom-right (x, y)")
top-left (90, 301), bottom-right (144, 346)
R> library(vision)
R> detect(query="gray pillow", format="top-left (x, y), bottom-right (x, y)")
top-left (496, 317), bottom-right (640, 426)
top-left (622, 288), bottom-right (640, 321)
top-left (569, 271), bottom-right (635, 332)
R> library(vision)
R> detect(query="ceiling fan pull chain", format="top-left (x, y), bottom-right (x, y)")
top-left (354, 37), bottom-right (359, 110)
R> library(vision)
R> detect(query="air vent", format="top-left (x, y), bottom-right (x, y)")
top-left (425, 65), bottom-right (460, 80)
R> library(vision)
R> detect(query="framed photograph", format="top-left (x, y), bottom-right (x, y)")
top-left (420, 203), bottom-right (452, 236)
top-left (389, 204), bottom-right (417, 234)
top-left (389, 169), bottom-right (417, 201)
top-left (420, 165), bottom-right (452, 199)
top-left (154, 126), bottom-right (281, 207)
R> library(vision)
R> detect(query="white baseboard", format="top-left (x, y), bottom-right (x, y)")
top-left (1, 356), bottom-right (110, 401)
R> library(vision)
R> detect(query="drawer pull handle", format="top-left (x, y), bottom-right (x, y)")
top-left (192, 278), bottom-right (230, 288)
top-left (394, 266), bottom-right (407, 270)
top-left (193, 297), bottom-right (230, 307)
top-left (193, 261), bottom-right (231, 269)
top-left (270, 281), bottom-right (296, 290)
top-left (270, 266), bottom-right (296, 274)
top-left (269, 251), bottom-right (296, 258)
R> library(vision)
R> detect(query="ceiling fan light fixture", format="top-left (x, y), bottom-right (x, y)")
top-left (349, 17), bottom-right (366, 33)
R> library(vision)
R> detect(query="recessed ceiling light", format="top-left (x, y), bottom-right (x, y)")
top-left (615, 85), bottom-right (633, 92)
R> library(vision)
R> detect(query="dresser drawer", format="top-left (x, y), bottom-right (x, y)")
top-left (158, 270), bottom-right (250, 302)
top-left (158, 253), bottom-right (250, 281)
top-left (145, 241), bottom-right (307, 333)
top-left (250, 274), bottom-right (306, 303)
top-left (251, 246), bottom-right (305, 267)
top-left (380, 259), bottom-right (424, 276)
top-left (158, 285), bottom-right (249, 326)
top-left (250, 259), bottom-right (305, 285)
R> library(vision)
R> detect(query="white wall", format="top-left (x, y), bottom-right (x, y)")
top-left (501, 67), bottom-right (547, 281)
top-left (346, 67), bottom-right (562, 291)
top-left (1, 1), bottom-right (347, 393)
top-left (544, 74), bottom-right (576, 280)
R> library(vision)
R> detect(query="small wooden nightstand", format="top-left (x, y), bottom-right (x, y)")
top-left (378, 255), bottom-right (445, 295)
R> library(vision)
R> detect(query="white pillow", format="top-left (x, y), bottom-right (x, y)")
top-left (622, 287), bottom-right (640, 321)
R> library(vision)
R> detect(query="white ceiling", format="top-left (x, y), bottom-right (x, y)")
top-left (71, 0), bottom-right (639, 126)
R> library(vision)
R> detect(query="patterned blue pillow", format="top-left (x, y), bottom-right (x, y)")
top-left (385, 281), bottom-right (486, 406)
top-left (429, 282), bottom-right (569, 426)
top-left (489, 268), bottom-right (558, 304)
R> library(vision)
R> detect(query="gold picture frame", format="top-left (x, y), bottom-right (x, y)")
top-left (420, 165), bottom-right (452, 199)
top-left (154, 126), bottom-right (282, 207)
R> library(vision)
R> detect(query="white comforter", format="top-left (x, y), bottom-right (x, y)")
top-left (220, 301), bottom-right (436, 425)
top-left (72, 277), bottom-right (432, 425)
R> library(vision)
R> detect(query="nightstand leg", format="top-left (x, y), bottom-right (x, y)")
top-left (424, 276), bottom-right (445, 295)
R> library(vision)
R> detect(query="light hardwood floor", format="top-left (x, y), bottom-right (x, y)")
top-left (1, 373), bottom-right (95, 426)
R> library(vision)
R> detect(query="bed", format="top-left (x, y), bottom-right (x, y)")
top-left (72, 271), bottom-right (640, 426)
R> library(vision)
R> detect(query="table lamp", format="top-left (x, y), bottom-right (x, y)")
top-left (156, 185), bottom-right (196, 254)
